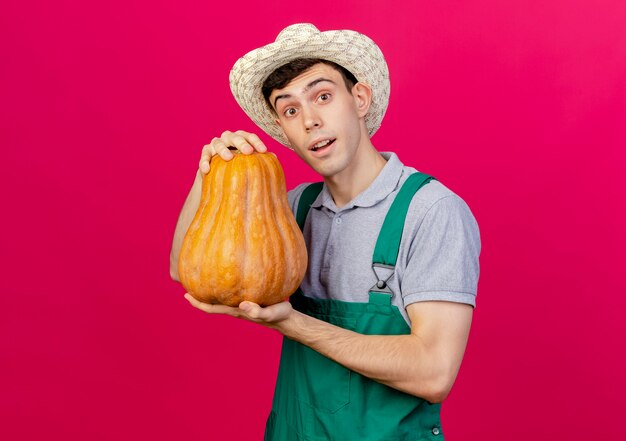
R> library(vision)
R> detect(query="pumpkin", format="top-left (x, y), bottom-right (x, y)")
top-left (178, 151), bottom-right (308, 307)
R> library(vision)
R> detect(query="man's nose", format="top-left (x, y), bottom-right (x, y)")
top-left (302, 105), bottom-right (322, 131)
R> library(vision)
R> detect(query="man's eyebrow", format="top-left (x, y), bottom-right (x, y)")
top-left (273, 78), bottom-right (337, 109)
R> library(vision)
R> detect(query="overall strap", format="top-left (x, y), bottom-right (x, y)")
top-left (370, 172), bottom-right (435, 301)
top-left (372, 172), bottom-right (435, 266)
top-left (295, 182), bottom-right (324, 231)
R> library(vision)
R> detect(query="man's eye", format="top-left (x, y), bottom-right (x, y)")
top-left (319, 93), bottom-right (330, 101)
top-left (284, 108), bottom-right (297, 116)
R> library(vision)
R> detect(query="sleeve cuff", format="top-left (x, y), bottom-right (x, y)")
top-left (403, 290), bottom-right (476, 308)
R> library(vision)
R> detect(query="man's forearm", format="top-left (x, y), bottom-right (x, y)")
top-left (170, 170), bottom-right (203, 281)
top-left (277, 309), bottom-right (451, 403)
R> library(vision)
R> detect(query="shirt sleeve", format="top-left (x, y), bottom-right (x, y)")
top-left (400, 194), bottom-right (481, 307)
top-left (287, 183), bottom-right (311, 216)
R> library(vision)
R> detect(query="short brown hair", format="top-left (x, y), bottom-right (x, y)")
top-left (262, 58), bottom-right (358, 112)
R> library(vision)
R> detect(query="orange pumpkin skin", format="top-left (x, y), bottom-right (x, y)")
top-left (178, 152), bottom-right (308, 307)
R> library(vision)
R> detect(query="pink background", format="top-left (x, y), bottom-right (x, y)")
top-left (2, 1), bottom-right (625, 439)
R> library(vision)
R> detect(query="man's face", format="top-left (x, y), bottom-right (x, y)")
top-left (269, 63), bottom-right (368, 179)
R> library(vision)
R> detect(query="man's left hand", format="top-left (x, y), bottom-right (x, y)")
top-left (183, 293), bottom-right (294, 330)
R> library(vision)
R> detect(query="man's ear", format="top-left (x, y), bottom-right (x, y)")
top-left (274, 117), bottom-right (285, 137)
top-left (274, 118), bottom-right (292, 148)
top-left (352, 82), bottom-right (373, 118)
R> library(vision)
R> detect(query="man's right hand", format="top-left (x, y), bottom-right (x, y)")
top-left (200, 130), bottom-right (268, 175)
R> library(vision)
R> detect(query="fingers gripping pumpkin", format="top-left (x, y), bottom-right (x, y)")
top-left (178, 152), bottom-right (308, 306)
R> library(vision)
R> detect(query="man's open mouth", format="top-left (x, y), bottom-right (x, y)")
top-left (311, 139), bottom-right (336, 152)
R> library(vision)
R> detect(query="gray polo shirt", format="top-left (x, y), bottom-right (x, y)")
top-left (287, 152), bottom-right (481, 326)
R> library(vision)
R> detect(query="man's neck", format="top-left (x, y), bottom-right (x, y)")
top-left (324, 142), bottom-right (388, 209)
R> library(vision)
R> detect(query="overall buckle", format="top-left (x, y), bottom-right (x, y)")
top-left (370, 263), bottom-right (395, 295)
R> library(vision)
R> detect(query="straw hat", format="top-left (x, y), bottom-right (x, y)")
top-left (229, 23), bottom-right (390, 148)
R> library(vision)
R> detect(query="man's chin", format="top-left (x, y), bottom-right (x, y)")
top-left (311, 162), bottom-right (340, 178)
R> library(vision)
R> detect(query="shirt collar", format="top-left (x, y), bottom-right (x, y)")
top-left (310, 152), bottom-right (405, 212)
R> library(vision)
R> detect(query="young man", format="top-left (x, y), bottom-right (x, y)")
top-left (170, 24), bottom-right (480, 440)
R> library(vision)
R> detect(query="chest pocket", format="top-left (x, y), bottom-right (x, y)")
top-left (289, 314), bottom-right (357, 414)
